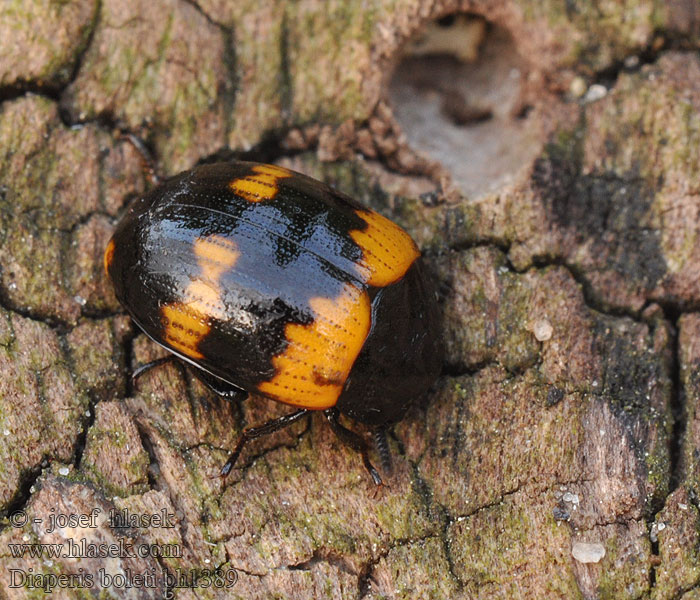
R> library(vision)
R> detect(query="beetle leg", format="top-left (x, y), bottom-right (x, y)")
top-left (373, 426), bottom-right (393, 475)
top-left (324, 408), bottom-right (383, 487)
top-left (219, 409), bottom-right (310, 479)
top-left (120, 132), bottom-right (161, 185)
top-left (132, 356), bottom-right (177, 383)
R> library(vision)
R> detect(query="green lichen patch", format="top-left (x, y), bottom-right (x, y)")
top-left (0, 97), bottom-right (141, 324)
top-left (651, 488), bottom-right (700, 599)
top-left (218, 1), bottom-right (288, 151)
top-left (61, 0), bottom-right (231, 174)
top-left (0, 475), bottom-right (165, 599)
top-left (507, 54), bottom-right (700, 313)
top-left (450, 493), bottom-right (652, 599)
top-left (0, 0), bottom-right (98, 88)
top-left (231, 559), bottom-right (358, 600)
top-left (679, 314), bottom-right (700, 497)
top-left (0, 309), bottom-right (89, 510)
top-left (369, 536), bottom-right (460, 599)
top-left (586, 520), bottom-right (652, 599)
top-left (435, 246), bottom-right (539, 372)
top-left (127, 335), bottom-right (242, 454)
top-left (448, 490), bottom-right (583, 598)
top-left (519, 0), bottom-right (661, 71)
top-left (210, 414), bottom-right (440, 577)
top-left (583, 54), bottom-right (700, 191)
top-left (414, 366), bottom-right (588, 516)
top-left (285, 1), bottom-right (376, 124)
top-left (80, 401), bottom-right (150, 497)
top-left (65, 318), bottom-right (127, 403)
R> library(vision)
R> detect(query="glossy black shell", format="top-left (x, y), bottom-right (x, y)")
top-left (106, 161), bottom-right (442, 425)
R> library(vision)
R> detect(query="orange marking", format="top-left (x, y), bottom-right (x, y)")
top-left (229, 164), bottom-right (293, 203)
top-left (257, 283), bottom-right (371, 409)
top-left (104, 238), bottom-right (116, 277)
top-left (161, 304), bottom-right (208, 360)
top-left (194, 235), bottom-right (241, 276)
top-left (161, 236), bottom-right (240, 360)
top-left (349, 209), bottom-right (420, 287)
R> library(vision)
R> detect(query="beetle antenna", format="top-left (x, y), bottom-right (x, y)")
top-left (373, 426), bottom-right (392, 475)
top-left (119, 132), bottom-right (161, 185)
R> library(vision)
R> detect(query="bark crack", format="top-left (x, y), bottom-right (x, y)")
top-left (357, 532), bottom-right (443, 600)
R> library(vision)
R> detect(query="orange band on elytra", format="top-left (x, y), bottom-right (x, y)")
top-left (257, 282), bottom-right (371, 409)
top-left (229, 164), bottom-right (294, 203)
top-left (349, 209), bottom-right (419, 288)
top-left (161, 236), bottom-right (240, 361)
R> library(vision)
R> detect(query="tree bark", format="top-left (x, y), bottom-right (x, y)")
top-left (1, 1), bottom-right (700, 598)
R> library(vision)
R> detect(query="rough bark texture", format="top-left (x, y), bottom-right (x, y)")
top-left (1, 0), bottom-right (700, 598)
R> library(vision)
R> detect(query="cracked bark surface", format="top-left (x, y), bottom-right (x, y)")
top-left (1, 1), bottom-right (700, 599)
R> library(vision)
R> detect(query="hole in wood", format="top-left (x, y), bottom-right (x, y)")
top-left (390, 14), bottom-right (542, 198)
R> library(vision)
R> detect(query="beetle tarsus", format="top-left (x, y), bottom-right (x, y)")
top-left (219, 408), bottom-right (310, 479)
top-left (373, 426), bottom-right (392, 475)
top-left (325, 408), bottom-right (383, 487)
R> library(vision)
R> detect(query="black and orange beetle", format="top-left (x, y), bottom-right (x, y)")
top-left (105, 161), bottom-right (442, 484)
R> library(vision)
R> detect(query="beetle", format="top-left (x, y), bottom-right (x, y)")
top-left (104, 161), bottom-right (442, 485)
